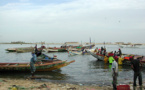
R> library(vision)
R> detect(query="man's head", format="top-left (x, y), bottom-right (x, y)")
top-left (129, 56), bottom-right (134, 61)
top-left (114, 56), bottom-right (118, 62)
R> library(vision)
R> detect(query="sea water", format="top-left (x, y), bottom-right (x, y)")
top-left (0, 44), bottom-right (145, 86)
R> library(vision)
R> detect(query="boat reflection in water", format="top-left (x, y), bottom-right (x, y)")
top-left (0, 70), bottom-right (70, 81)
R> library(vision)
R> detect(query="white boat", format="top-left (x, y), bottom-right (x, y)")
top-left (68, 49), bottom-right (95, 56)
top-left (118, 44), bottom-right (142, 48)
top-left (68, 51), bottom-right (83, 56)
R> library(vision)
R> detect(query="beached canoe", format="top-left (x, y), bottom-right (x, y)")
top-left (6, 47), bottom-right (34, 53)
top-left (0, 54), bottom-right (75, 72)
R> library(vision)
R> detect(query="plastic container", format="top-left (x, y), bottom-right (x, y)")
top-left (117, 85), bottom-right (130, 90)
top-left (124, 57), bottom-right (130, 60)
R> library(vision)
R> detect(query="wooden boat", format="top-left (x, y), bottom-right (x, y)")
top-left (44, 47), bottom-right (67, 52)
top-left (68, 51), bottom-right (83, 56)
top-left (122, 54), bottom-right (145, 65)
top-left (88, 51), bottom-right (105, 60)
top-left (6, 47), bottom-right (34, 53)
top-left (5, 48), bottom-right (17, 52)
top-left (118, 44), bottom-right (142, 48)
top-left (0, 54), bottom-right (75, 72)
top-left (63, 44), bottom-right (95, 50)
top-left (68, 48), bottom-right (94, 56)
top-left (16, 47), bottom-right (34, 53)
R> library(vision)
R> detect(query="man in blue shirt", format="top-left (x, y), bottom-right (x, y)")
top-left (30, 51), bottom-right (37, 77)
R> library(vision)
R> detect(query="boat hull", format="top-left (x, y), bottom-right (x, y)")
top-left (0, 60), bottom-right (75, 72)
top-left (88, 51), bottom-right (104, 61)
top-left (45, 48), bottom-right (67, 52)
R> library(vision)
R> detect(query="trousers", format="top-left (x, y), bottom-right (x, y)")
top-left (133, 71), bottom-right (142, 86)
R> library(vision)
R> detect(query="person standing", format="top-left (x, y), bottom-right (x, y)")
top-left (117, 48), bottom-right (122, 56)
top-left (114, 51), bottom-right (117, 57)
top-left (108, 53), bottom-right (115, 72)
top-left (118, 56), bottom-right (124, 65)
top-left (30, 51), bottom-right (37, 77)
top-left (131, 57), bottom-right (142, 88)
top-left (108, 53), bottom-right (114, 64)
top-left (112, 56), bottom-right (118, 90)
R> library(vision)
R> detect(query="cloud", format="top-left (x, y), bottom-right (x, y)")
top-left (0, 0), bottom-right (145, 43)
top-left (19, 0), bottom-right (30, 2)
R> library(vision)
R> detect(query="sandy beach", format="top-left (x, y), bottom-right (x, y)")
top-left (0, 77), bottom-right (144, 90)
top-left (0, 77), bottom-right (113, 90)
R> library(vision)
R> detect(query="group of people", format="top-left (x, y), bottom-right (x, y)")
top-left (107, 49), bottom-right (143, 90)
top-left (94, 47), bottom-right (106, 56)
top-left (30, 46), bottom-right (143, 90)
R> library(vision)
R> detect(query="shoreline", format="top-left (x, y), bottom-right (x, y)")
top-left (0, 78), bottom-right (144, 90)
top-left (0, 43), bottom-right (145, 45)
top-left (0, 78), bottom-right (111, 90)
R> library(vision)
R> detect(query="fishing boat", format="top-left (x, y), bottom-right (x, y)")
top-left (68, 48), bottom-right (94, 56)
top-left (68, 51), bottom-right (83, 56)
top-left (6, 47), bottom-right (34, 53)
top-left (118, 44), bottom-right (142, 48)
top-left (16, 47), bottom-right (34, 53)
top-left (62, 43), bottom-right (95, 50)
top-left (88, 51), bottom-right (105, 60)
top-left (122, 54), bottom-right (145, 65)
top-left (0, 54), bottom-right (75, 72)
top-left (44, 47), bottom-right (67, 52)
top-left (5, 48), bottom-right (17, 52)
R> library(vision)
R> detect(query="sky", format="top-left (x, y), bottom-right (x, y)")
top-left (0, 0), bottom-right (145, 43)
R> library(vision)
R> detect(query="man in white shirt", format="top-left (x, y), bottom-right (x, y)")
top-left (112, 56), bottom-right (118, 90)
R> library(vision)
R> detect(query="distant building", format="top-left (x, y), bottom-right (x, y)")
top-left (106, 42), bottom-right (112, 44)
top-left (40, 42), bottom-right (45, 45)
top-left (61, 42), bottom-right (80, 47)
top-left (127, 42), bottom-right (132, 44)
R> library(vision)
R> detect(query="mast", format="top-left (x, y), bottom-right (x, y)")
top-left (90, 37), bottom-right (91, 44)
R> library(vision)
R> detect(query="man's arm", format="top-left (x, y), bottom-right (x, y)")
top-left (131, 62), bottom-right (135, 71)
top-left (139, 60), bottom-right (142, 70)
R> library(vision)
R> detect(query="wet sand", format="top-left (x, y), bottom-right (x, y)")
top-left (0, 78), bottom-right (112, 90)
top-left (0, 78), bottom-right (144, 90)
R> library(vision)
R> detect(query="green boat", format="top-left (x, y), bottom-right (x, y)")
top-left (0, 54), bottom-right (75, 72)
